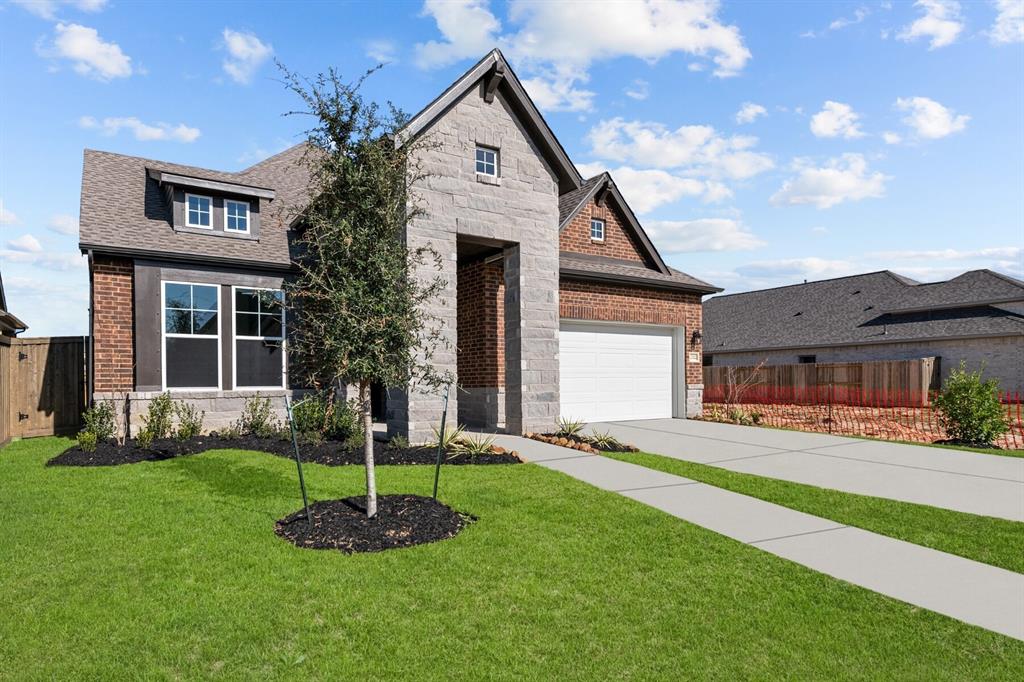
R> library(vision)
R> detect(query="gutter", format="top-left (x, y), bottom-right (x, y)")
top-left (78, 243), bottom-right (295, 273)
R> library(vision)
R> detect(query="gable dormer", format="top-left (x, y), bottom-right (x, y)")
top-left (146, 169), bottom-right (274, 242)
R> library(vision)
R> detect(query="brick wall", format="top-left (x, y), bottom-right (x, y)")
top-left (560, 196), bottom-right (650, 264)
top-left (560, 279), bottom-right (704, 386)
top-left (456, 259), bottom-right (504, 388)
top-left (92, 255), bottom-right (134, 392)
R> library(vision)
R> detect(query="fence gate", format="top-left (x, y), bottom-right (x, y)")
top-left (5, 336), bottom-right (86, 439)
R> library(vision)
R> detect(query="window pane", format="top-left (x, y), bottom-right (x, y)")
top-left (235, 288), bottom-right (259, 313)
top-left (259, 290), bottom-right (283, 314)
top-left (165, 309), bottom-right (191, 334)
top-left (165, 283), bottom-right (191, 309)
top-left (193, 311), bottom-right (218, 335)
top-left (235, 339), bottom-right (283, 388)
top-left (260, 314), bottom-right (282, 338)
top-left (166, 337), bottom-right (218, 388)
top-left (192, 285), bottom-right (218, 311)
top-left (235, 312), bottom-right (259, 336)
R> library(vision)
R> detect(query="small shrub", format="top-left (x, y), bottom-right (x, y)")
top-left (143, 393), bottom-right (175, 440)
top-left (727, 407), bottom-right (752, 426)
top-left (588, 430), bottom-right (622, 450)
top-left (135, 428), bottom-right (154, 449)
top-left (77, 430), bottom-right (98, 453)
top-left (81, 402), bottom-right (116, 442)
top-left (389, 434), bottom-right (410, 449)
top-left (217, 425), bottom-right (242, 440)
top-left (451, 432), bottom-right (495, 459)
top-left (174, 402), bottom-right (204, 440)
top-left (429, 423), bottom-right (466, 451)
top-left (933, 362), bottom-right (1009, 446)
top-left (556, 417), bottom-right (586, 438)
top-left (234, 395), bottom-right (280, 438)
top-left (750, 411), bottom-right (763, 425)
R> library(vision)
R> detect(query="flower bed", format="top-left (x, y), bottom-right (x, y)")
top-left (525, 431), bottom-right (639, 454)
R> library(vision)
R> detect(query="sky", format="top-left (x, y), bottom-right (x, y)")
top-left (1, 0), bottom-right (1022, 336)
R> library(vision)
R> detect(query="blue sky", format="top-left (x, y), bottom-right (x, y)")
top-left (1, 0), bottom-right (1022, 336)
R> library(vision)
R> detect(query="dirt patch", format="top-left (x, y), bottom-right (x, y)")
top-left (275, 494), bottom-right (470, 553)
top-left (47, 435), bottom-right (522, 467)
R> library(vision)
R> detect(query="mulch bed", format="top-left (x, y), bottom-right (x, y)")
top-left (275, 494), bottom-right (471, 553)
top-left (47, 435), bottom-right (522, 467)
top-left (525, 432), bottom-right (639, 453)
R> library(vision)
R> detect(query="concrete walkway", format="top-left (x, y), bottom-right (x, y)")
top-left (491, 433), bottom-right (1024, 641)
top-left (587, 419), bottom-right (1024, 522)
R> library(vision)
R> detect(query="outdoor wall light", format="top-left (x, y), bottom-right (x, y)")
top-left (691, 329), bottom-right (702, 345)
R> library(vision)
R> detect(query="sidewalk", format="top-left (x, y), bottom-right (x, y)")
top-left (492, 433), bottom-right (1024, 641)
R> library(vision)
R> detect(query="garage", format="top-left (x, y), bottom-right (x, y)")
top-left (559, 322), bottom-right (679, 423)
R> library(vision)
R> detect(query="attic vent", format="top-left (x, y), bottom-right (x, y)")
top-left (852, 290), bottom-right (861, 295)
top-left (864, 305), bottom-right (874, 311)
top-left (793, 311), bottom-right (803, 317)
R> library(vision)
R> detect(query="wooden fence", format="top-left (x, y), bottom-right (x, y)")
top-left (0, 336), bottom-right (87, 444)
top-left (704, 357), bottom-right (941, 407)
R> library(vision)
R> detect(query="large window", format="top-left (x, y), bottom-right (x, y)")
top-left (163, 282), bottom-right (220, 389)
top-left (185, 194), bottom-right (212, 228)
top-left (225, 199), bottom-right (249, 233)
top-left (475, 146), bottom-right (498, 176)
top-left (234, 287), bottom-right (285, 388)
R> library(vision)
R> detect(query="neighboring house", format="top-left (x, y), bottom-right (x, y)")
top-left (704, 269), bottom-right (1024, 393)
top-left (0, 271), bottom-right (28, 337)
top-left (79, 49), bottom-right (719, 441)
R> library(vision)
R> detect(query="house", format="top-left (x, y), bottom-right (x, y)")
top-left (0, 271), bottom-right (28, 337)
top-left (703, 269), bottom-right (1024, 393)
top-left (78, 49), bottom-right (720, 441)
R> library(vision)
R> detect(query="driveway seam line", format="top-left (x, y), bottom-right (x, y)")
top-left (534, 453), bottom-right (596, 464)
top-left (615, 481), bottom-right (701, 493)
top-left (749, 525), bottom-right (849, 545)
top-left (792, 449), bottom-right (1024, 484)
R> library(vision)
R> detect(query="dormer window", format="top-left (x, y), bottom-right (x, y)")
top-left (225, 200), bottom-right (250, 233)
top-left (590, 218), bottom-right (605, 242)
top-left (475, 146), bottom-right (498, 177)
top-left (185, 194), bottom-right (212, 228)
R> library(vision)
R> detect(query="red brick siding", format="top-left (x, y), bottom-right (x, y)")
top-left (560, 197), bottom-right (650, 264)
top-left (559, 279), bottom-right (704, 386)
top-left (456, 259), bottom-right (504, 389)
top-left (92, 255), bottom-right (134, 392)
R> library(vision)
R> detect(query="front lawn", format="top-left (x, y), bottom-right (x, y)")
top-left (2, 438), bottom-right (1022, 678)
top-left (604, 450), bottom-right (1024, 574)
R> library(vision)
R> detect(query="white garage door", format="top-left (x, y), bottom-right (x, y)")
top-left (559, 322), bottom-right (676, 423)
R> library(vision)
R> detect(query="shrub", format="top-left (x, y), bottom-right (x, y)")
top-left (389, 434), bottom-right (410, 449)
top-left (77, 430), bottom-right (98, 453)
top-left (136, 428), bottom-right (154, 449)
top-left (933, 362), bottom-right (1009, 446)
top-left (291, 393), bottom-right (361, 442)
top-left (750, 411), bottom-right (764, 426)
top-left (142, 393), bottom-right (175, 440)
top-left (587, 430), bottom-right (622, 450)
top-left (429, 423), bottom-right (466, 451)
top-left (174, 403), bottom-right (205, 440)
top-left (556, 417), bottom-right (585, 438)
top-left (234, 395), bottom-right (280, 438)
top-left (81, 402), bottom-right (116, 442)
top-left (451, 432), bottom-right (495, 459)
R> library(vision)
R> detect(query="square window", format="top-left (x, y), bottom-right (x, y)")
top-left (475, 147), bottom-right (497, 176)
top-left (226, 200), bottom-right (249, 233)
top-left (590, 218), bottom-right (605, 241)
top-left (186, 194), bottom-right (212, 228)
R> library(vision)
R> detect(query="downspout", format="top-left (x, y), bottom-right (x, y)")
top-left (86, 249), bottom-right (94, 406)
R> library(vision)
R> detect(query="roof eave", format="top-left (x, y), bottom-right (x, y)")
top-left (80, 243), bottom-right (295, 272)
top-left (560, 267), bottom-right (722, 295)
top-left (147, 169), bottom-right (276, 200)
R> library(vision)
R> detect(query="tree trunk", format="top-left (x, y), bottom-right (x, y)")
top-left (360, 379), bottom-right (378, 518)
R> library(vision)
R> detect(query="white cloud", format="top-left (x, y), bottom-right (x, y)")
top-left (221, 28), bottom-right (272, 85)
top-left (48, 214), bottom-right (79, 236)
top-left (687, 62), bottom-right (705, 72)
top-left (735, 257), bottom-right (855, 281)
top-left (0, 249), bottom-right (84, 271)
top-left (895, 96), bottom-right (969, 139)
top-left (365, 39), bottom-right (398, 64)
top-left (6, 234), bottom-right (43, 253)
top-left (79, 115), bottom-right (201, 143)
top-left (770, 153), bottom-right (889, 209)
top-left (809, 101), bottom-right (865, 138)
top-left (44, 22), bottom-right (132, 80)
top-left (882, 131), bottom-right (903, 144)
top-left (624, 79), bottom-right (650, 101)
top-left (414, 0), bottom-right (751, 111)
top-left (12, 0), bottom-right (107, 20)
top-left (869, 246), bottom-right (1022, 261)
top-left (575, 162), bottom-right (720, 214)
top-left (897, 0), bottom-right (963, 49)
top-left (803, 5), bottom-right (870, 38)
top-left (587, 117), bottom-right (774, 180)
top-left (0, 199), bottom-right (18, 225)
top-left (735, 102), bottom-right (767, 124)
top-left (645, 218), bottom-right (764, 253)
top-left (811, 226), bottom-right (828, 234)
top-left (990, 0), bottom-right (1024, 44)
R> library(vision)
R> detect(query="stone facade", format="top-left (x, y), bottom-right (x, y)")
top-left (707, 335), bottom-right (1024, 394)
top-left (398, 82), bottom-right (561, 441)
top-left (91, 255), bottom-right (135, 392)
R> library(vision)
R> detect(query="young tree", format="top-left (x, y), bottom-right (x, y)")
top-left (281, 65), bottom-right (450, 518)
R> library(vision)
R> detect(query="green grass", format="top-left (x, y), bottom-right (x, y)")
top-left (604, 450), bottom-right (1024, 574)
top-left (2, 438), bottom-right (1022, 679)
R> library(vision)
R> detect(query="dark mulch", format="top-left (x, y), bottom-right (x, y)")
top-left (275, 494), bottom-right (471, 553)
top-left (47, 435), bottom-right (522, 467)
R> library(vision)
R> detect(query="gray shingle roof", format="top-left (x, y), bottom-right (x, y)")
top-left (79, 144), bottom-right (312, 268)
top-left (560, 252), bottom-right (720, 293)
top-left (558, 174), bottom-right (604, 225)
top-left (704, 270), bottom-right (1024, 353)
top-left (884, 269), bottom-right (1024, 312)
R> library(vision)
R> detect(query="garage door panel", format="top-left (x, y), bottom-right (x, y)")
top-left (559, 322), bottom-right (676, 423)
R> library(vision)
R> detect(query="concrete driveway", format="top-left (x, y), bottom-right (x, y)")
top-left (587, 419), bottom-right (1024, 522)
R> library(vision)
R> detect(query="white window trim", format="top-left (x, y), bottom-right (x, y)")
top-left (161, 280), bottom-right (222, 392)
top-left (184, 193), bottom-right (213, 229)
top-left (225, 199), bottom-right (250, 234)
top-left (475, 146), bottom-right (498, 178)
top-left (590, 218), bottom-right (606, 242)
top-left (231, 285), bottom-right (287, 391)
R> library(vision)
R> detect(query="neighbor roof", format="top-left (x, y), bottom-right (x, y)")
top-left (883, 269), bottom-right (1024, 313)
top-left (704, 270), bottom-right (1024, 353)
top-left (79, 144), bottom-right (311, 269)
